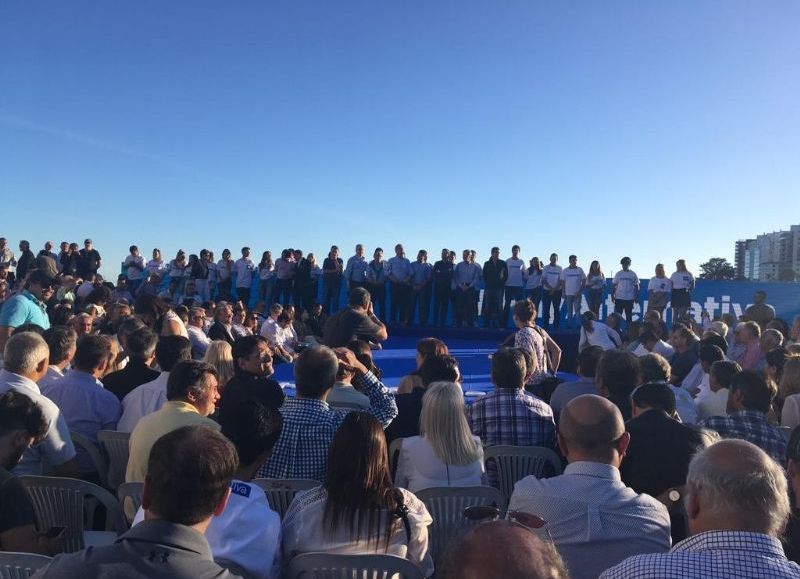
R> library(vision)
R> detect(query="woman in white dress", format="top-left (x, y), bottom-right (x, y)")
top-left (282, 412), bottom-right (434, 577)
top-left (395, 381), bottom-right (485, 492)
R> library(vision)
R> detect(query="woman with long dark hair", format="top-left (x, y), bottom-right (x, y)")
top-left (258, 250), bottom-right (275, 305)
top-left (396, 337), bottom-right (449, 394)
top-left (523, 257), bottom-right (543, 312)
top-left (282, 412), bottom-right (433, 576)
top-left (585, 260), bottom-right (605, 317)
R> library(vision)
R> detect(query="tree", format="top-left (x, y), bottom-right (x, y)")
top-left (698, 257), bottom-right (736, 280)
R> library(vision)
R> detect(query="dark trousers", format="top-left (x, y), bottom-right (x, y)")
top-left (259, 278), bottom-right (275, 305)
top-left (525, 287), bottom-right (542, 314)
top-left (368, 283), bottom-right (387, 321)
top-left (323, 278), bottom-right (342, 315)
top-left (276, 279), bottom-right (294, 305)
top-left (542, 290), bottom-right (562, 328)
top-left (237, 287), bottom-right (251, 308)
top-left (503, 286), bottom-right (524, 327)
top-left (614, 299), bottom-right (635, 326)
top-left (219, 278), bottom-right (232, 301)
top-left (412, 286), bottom-right (432, 325)
top-left (455, 287), bottom-right (477, 326)
top-left (586, 289), bottom-right (603, 316)
top-left (433, 284), bottom-right (451, 326)
top-left (390, 282), bottom-right (412, 324)
top-left (483, 288), bottom-right (504, 328)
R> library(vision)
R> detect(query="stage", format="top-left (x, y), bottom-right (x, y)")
top-left (272, 326), bottom-right (580, 401)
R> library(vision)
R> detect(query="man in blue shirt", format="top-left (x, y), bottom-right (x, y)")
top-left (386, 244), bottom-right (412, 326)
top-left (0, 257), bottom-right (58, 357)
top-left (409, 250), bottom-right (433, 326)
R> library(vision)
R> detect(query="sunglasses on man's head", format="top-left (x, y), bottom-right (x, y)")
top-left (463, 506), bottom-right (552, 541)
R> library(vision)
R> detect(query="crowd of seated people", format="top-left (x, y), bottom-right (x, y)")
top-left (0, 251), bottom-right (799, 577)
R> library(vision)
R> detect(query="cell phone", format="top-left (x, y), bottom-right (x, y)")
top-left (43, 526), bottom-right (66, 539)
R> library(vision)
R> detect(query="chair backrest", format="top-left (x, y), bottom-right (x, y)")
top-left (251, 478), bottom-right (320, 519)
top-left (117, 481), bottom-right (145, 526)
top-left (388, 437), bottom-right (405, 480)
top-left (415, 486), bottom-right (504, 568)
top-left (19, 475), bottom-right (127, 553)
top-left (97, 430), bottom-right (131, 491)
top-left (484, 446), bottom-right (562, 505)
top-left (286, 553), bottom-right (424, 579)
top-left (779, 425), bottom-right (792, 441)
top-left (70, 431), bottom-right (109, 488)
top-left (0, 552), bottom-right (52, 579)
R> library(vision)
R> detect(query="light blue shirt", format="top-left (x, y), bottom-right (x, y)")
top-left (387, 256), bottom-right (412, 283)
top-left (509, 461), bottom-right (671, 579)
top-left (366, 260), bottom-right (386, 284)
top-left (44, 369), bottom-right (121, 472)
top-left (410, 261), bottom-right (432, 286)
top-left (452, 262), bottom-right (481, 289)
top-left (344, 255), bottom-right (369, 283)
top-left (0, 290), bottom-right (50, 330)
top-left (0, 370), bottom-right (75, 475)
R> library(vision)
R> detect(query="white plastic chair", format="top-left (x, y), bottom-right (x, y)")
top-left (97, 430), bottom-right (130, 491)
top-left (0, 552), bottom-right (52, 579)
top-left (483, 445), bottom-right (562, 505)
top-left (19, 475), bottom-right (127, 553)
top-left (117, 481), bottom-right (144, 526)
top-left (251, 478), bottom-right (320, 519)
top-left (415, 485), bottom-right (504, 568)
top-left (286, 553), bottom-right (424, 579)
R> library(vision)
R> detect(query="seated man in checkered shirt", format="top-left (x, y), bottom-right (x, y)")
top-left (699, 370), bottom-right (787, 464)
top-left (468, 347), bottom-right (556, 450)
top-left (257, 345), bottom-right (397, 481)
top-left (601, 439), bottom-right (799, 578)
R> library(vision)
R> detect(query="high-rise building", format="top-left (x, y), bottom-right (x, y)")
top-left (735, 224), bottom-right (800, 282)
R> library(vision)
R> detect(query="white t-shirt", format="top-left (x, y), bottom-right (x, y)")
top-left (133, 479), bottom-right (281, 579)
top-left (146, 259), bottom-right (166, 276)
top-left (234, 258), bottom-right (256, 288)
top-left (124, 255), bottom-right (146, 281)
top-left (696, 388), bottom-right (729, 421)
top-left (560, 267), bottom-right (586, 297)
top-left (524, 269), bottom-right (542, 290)
top-left (542, 264), bottom-right (563, 291)
top-left (613, 270), bottom-right (639, 300)
top-left (669, 271), bottom-right (695, 291)
top-left (648, 276), bottom-right (672, 294)
top-left (505, 258), bottom-right (526, 287)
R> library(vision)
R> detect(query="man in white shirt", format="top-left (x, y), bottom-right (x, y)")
top-left (39, 326), bottom-right (77, 394)
top-left (123, 245), bottom-right (146, 296)
top-left (234, 247), bottom-right (256, 308)
top-left (503, 244), bottom-right (525, 327)
top-left (132, 400), bottom-right (283, 579)
top-left (344, 244), bottom-right (368, 290)
top-left (560, 255), bottom-right (586, 330)
top-left (695, 360), bottom-right (738, 421)
top-left (0, 332), bottom-right (78, 477)
top-left (633, 328), bottom-right (675, 361)
top-left (612, 256), bottom-right (639, 328)
top-left (117, 336), bottom-right (193, 433)
top-left (186, 307), bottom-right (211, 359)
top-left (508, 394), bottom-right (671, 579)
top-left (259, 303), bottom-right (283, 344)
top-left (541, 253), bottom-right (563, 329)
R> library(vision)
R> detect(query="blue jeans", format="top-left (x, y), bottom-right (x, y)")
top-left (563, 294), bottom-right (581, 328)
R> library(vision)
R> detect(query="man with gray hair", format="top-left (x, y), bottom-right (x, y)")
top-left (0, 332), bottom-right (77, 476)
top-left (601, 439), bottom-right (799, 578)
top-left (508, 394), bottom-right (670, 579)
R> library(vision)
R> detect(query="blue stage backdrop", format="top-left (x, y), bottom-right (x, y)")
top-left (159, 272), bottom-right (799, 326)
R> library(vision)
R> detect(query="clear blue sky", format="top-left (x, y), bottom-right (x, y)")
top-left (1, 1), bottom-right (798, 278)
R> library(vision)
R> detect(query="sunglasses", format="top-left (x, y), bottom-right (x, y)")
top-left (464, 506), bottom-right (552, 541)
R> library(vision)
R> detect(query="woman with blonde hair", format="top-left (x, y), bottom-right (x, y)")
top-left (203, 340), bottom-right (236, 395)
top-left (394, 381), bottom-right (485, 491)
top-left (780, 356), bottom-right (800, 428)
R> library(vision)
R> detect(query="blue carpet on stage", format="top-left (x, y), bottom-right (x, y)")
top-left (272, 327), bottom-right (580, 400)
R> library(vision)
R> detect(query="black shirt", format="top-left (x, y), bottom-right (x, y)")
top-left (670, 349), bottom-right (698, 384)
top-left (78, 248), bottom-right (102, 277)
top-left (219, 371), bottom-right (285, 424)
top-left (433, 260), bottom-right (454, 289)
top-left (103, 360), bottom-right (161, 401)
top-left (482, 259), bottom-right (508, 290)
top-left (384, 387), bottom-right (426, 443)
top-left (620, 409), bottom-right (707, 497)
top-left (322, 257), bottom-right (343, 283)
top-left (322, 307), bottom-right (382, 347)
top-left (0, 466), bottom-right (36, 535)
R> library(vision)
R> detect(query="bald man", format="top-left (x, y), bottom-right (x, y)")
top-left (508, 395), bottom-right (671, 579)
top-left (602, 439), bottom-right (799, 578)
top-left (442, 520), bottom-right (568, 579)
